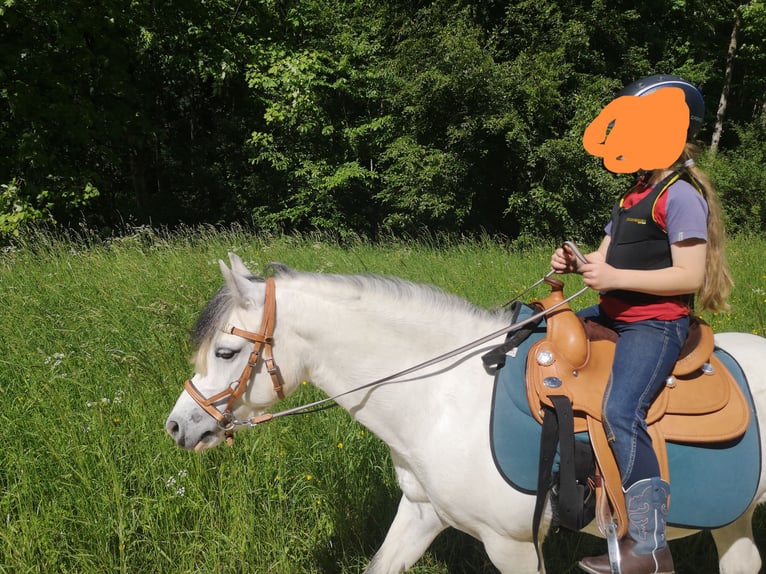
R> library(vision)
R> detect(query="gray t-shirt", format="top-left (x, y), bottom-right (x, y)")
top-left (605, 179), bottom-right (708, 243)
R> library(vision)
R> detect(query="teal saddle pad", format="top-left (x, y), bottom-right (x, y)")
top-left (489, 305), bottom-right (761, 529)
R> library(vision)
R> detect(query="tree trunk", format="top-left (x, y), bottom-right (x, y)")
top-left (711, 8), bottom-right (742, 153)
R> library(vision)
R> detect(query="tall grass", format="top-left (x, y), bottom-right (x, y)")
top-left (0, 227), bottom-right (764, 573)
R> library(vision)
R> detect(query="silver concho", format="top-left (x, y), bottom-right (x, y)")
top-left (536, 350), bottom-right (555, 366)
top-left (543, 377), bottom-right (563, 389)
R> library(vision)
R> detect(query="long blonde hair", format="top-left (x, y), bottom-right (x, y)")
top-left (677, 143), bottom-right (733, 313)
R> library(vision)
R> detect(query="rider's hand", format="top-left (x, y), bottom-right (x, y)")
top-left (579, 258), bottom-right (619, 291)
top-left (551, 245), bottom-right (581, 274)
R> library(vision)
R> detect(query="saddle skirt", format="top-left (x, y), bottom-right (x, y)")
top-left (488, 279), bottom-right (759, 535)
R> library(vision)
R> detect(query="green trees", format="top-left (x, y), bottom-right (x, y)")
top-left (1, 0), bottom-right (764, 240)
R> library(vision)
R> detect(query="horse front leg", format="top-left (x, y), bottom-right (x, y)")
top-left (364, 494), bottom-right (447, 574)
top-left (711, 507), bottom-right (762, 574)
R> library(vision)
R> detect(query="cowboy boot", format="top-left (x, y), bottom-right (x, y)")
top-left (578, 478), bottom-right (674, 574)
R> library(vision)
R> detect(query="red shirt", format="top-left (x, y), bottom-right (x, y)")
top-left (600, 177), bottom-right (708, 322)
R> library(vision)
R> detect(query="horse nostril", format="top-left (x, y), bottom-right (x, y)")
top-left (166, 419), bottom-right (180, 438)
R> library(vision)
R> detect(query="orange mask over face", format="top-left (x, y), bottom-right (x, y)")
top-left (582, 87), bottom-right (689, 173)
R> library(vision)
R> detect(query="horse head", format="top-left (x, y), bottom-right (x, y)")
top-left (165, 253), bottom-right (301, 450)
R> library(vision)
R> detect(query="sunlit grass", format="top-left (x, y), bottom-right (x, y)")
top-left (0, 227), bottom-right (763, 573)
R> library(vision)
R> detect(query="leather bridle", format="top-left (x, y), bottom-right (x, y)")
top-left (184, 277), bottom-right (284, 445)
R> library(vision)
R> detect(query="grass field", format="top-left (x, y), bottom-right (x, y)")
top-left (1, 227), bottom-right (765, 573)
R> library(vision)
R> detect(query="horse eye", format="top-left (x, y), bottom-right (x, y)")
top-left (215, 348), bottom-right (239, 360)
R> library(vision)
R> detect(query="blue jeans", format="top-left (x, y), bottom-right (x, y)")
top-left (577, 305), bottom-right (689, 488)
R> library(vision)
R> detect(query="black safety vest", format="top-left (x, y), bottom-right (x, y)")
top-left (604, 172), bottom-right (695, 306)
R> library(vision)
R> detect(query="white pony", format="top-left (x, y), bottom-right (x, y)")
top-left (166, 254), bottom-right (766, 574)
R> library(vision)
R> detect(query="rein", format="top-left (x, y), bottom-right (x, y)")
top-left (183, 270), bottom-right (589, 444)
top-left (498, 242), bottom-right (588, 309)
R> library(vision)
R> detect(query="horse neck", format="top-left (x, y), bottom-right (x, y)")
top-left (274, 274), bottom-right (506, 438)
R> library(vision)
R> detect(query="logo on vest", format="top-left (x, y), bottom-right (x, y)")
top-left (626, 217), bottom-right (647, 225)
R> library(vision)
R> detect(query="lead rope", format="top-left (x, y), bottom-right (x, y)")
top-left (233, 282), bottom-right (590, 429)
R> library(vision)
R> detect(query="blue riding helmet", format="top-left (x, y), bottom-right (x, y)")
top-left (618, 74), bottom-right (705, 141)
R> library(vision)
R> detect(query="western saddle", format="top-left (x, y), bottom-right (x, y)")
top-left (527, 277), bottom-right (749, 538)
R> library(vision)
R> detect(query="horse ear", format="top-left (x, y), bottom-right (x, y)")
top-left (219, 259), bottom-right (237, 293)
top-left (219, 257), bottom-right (261, 306)
top-left (228, 252), bottom-right (254, 278)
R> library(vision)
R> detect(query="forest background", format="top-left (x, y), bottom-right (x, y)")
top-left (1, 0), bottom-right (765, 243)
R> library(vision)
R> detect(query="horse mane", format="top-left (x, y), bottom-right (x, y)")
top-left (191, 262), bottom-right (501, 352)
top-left (273, 263), bottom-right (498, 321)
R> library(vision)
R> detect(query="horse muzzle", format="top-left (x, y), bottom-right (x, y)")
top-left (165, 412), bottom-right (224, 451)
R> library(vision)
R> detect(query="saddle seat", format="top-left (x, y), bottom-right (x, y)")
top-left (526, 277), bottom-right (750, 537)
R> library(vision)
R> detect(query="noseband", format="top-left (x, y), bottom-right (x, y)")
top-left (184, 277), bottom-right (284, 445)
